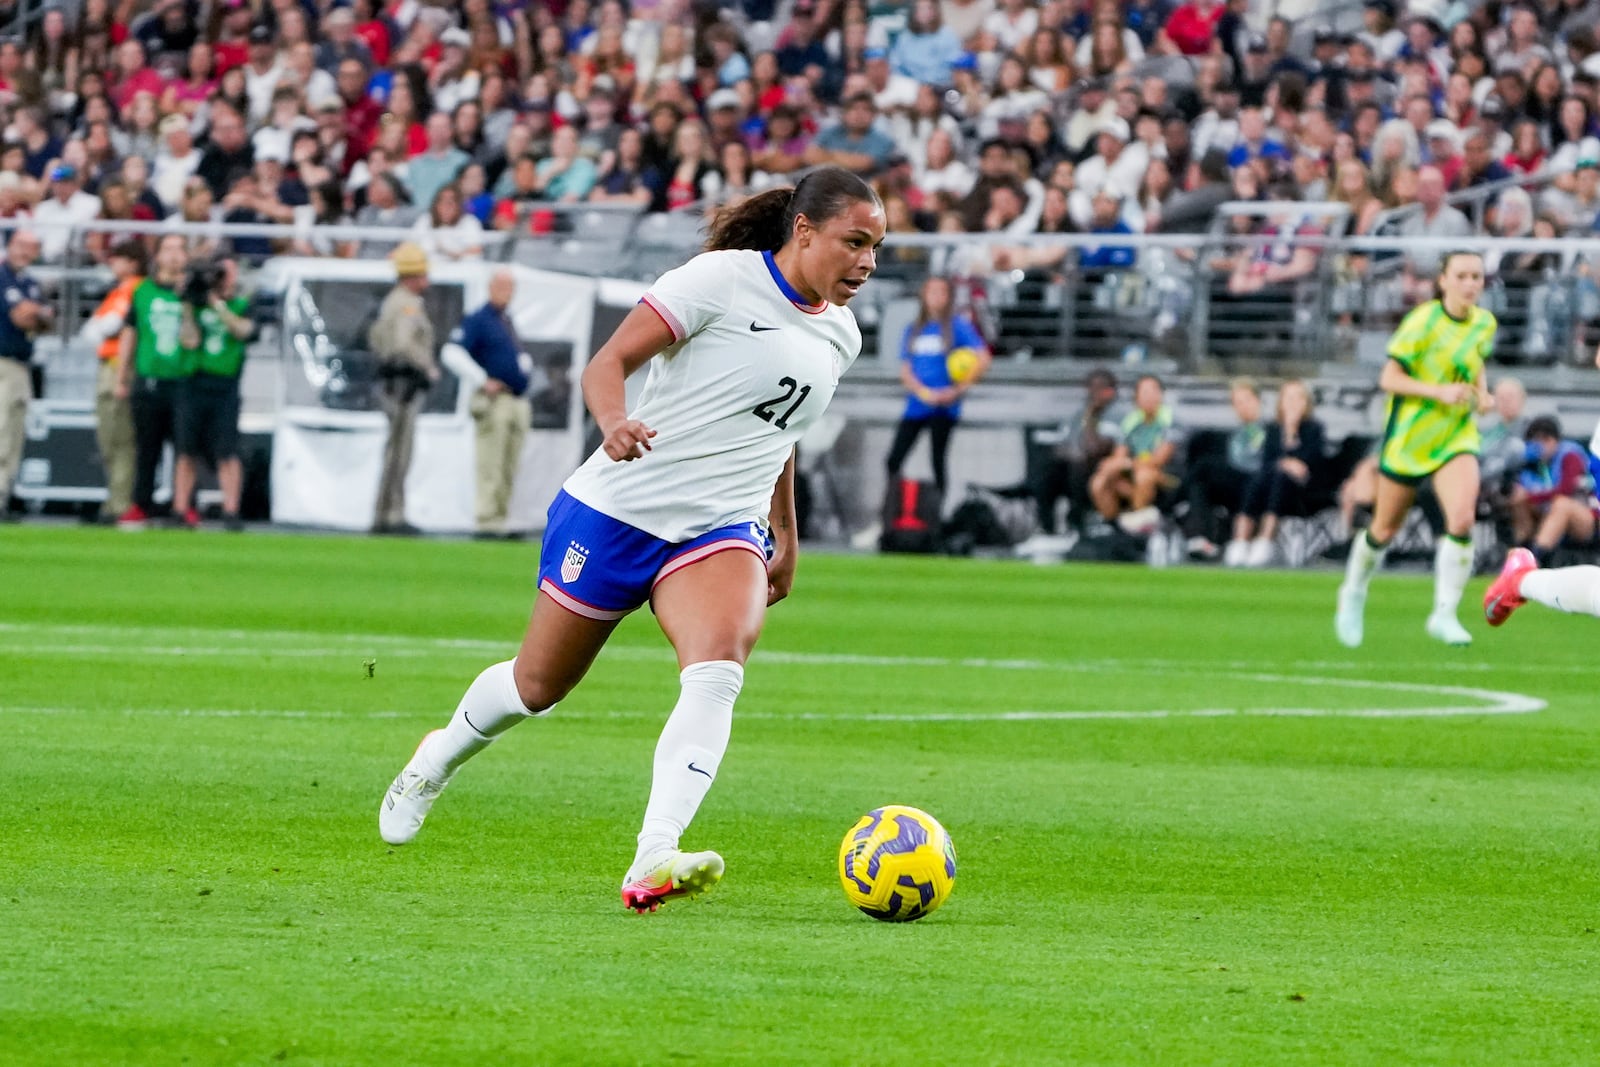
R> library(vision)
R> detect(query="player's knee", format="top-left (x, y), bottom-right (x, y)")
top-left (513, 668), bottom-right (569, 714)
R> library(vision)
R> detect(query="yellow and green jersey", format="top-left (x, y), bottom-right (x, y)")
top-left (1379, 300), bottom-right (1496, 481)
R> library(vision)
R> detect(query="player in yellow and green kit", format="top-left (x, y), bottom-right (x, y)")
top-left (1335, 250), bottom-right (1495, 649)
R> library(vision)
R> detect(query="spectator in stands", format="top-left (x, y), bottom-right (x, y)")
top-left (0, 172), bottom-right (29, 221)
top-left (33, 163), bottom-right (101, 263)
top-left (1183, 377), bottom-right (1264, 562)
top-left (1063, 78), bottom-right (1118, 156)
top-left (1079, 186), bottom-right (1137, 269)
top-left (806, 93), bottom-right (897, 177)
top-left (1541, 152), bottom-right (1600, 231)
top-left (890, 0), bottom-right (963, 88)
top-left (166, 176), bottom-right (224, 260)
top-left (589, 127), bottom-right (656, 206)
top-left (658, 121), bottom-right (718, 211)
top-left (1157, 148), bottom-right (1231, 233)
top-left (1399, 165), bottom-right (1472, 303)
top-left (1090, 374), bottom-right (1181, 536)
top-left (14, 105), bottom-right (62, 180)
top-left (1458, 128), bottom-right (1512, 191)
top-left (291, 178), bottom-right (355, 258)
top-left (153, 115), bottom-right (201, 212)
top-left (0, 230), bottom-right (49, 517)
top-left (1513, 415), bottom-right (1599, 563)
top-left (1069, 117), bottom-right (1148, 229)
top-left (411, 182), bottom-right (484, 261)
top-left (1228, 378), bottom-right (1326, 567)
top-left (1157, 0), bottom-right (1224, 57)
top-left (196, 104), bottom-right (254, 200)
top-left (407, 112), bottom-right (471, 211)
top-left (316, 7), bottom-right (372, 76)
top-left (1503, 118), bottom-right (1547, 176)
top-left (355, 173), bottom-right (420, 258)
top-left (885, 275), bottom-right (990, 497)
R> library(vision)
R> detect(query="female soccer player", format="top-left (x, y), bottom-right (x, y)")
top-left (378, 166), bottom-right (886, 913)
top-left (883, 275), bottom-right (990, 496)
top-left (1335, 249), bottom-right (1495, 648)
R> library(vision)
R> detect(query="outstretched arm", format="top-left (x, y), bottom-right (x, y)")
top-left (766, 449), bottom-right (798, 606)
top-left (583, 303), bottom-right (675, 461)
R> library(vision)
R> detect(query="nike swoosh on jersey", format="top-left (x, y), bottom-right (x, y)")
top-left (749, 322), bottom-right (780, 332)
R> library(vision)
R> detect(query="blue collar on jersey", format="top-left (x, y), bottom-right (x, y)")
top-left (762, 250), bottom-right (826, 313)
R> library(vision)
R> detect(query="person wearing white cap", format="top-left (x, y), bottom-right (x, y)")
top-left (1069, 115), bottom-right (1147, 229)
top-left (1424, 118), bottom-right (1464, 185)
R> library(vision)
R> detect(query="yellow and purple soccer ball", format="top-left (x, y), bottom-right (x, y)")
top-left (837, 805), bottom-right (956, 922)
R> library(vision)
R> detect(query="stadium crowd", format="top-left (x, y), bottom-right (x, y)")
top-left (0, 0), bottom-right (1596, 270)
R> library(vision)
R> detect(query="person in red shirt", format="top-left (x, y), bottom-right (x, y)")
top-left (210, 0), bottom-right (254, 74)
top-left (1158, 0), bottom-right (1225, 57)
top-left (108, 38), bottom-right (167, 112)
top-left (354, 0), bottom-right (395, 67)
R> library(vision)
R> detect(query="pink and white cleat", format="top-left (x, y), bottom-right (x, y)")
top-left (620, 850), bottom-right (725, 913)
top-left (1485, 548), bottom-right (1538, 627)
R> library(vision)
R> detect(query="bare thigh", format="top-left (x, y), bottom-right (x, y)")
top-left (652, 549), bottom-right (770, 669)
top-left (513, 592), bottom-right (623, 711)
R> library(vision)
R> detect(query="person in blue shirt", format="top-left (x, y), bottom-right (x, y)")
top-left (1079, 186), bottom-right (1137, 270)
top-left (805, 93), bottom-right (898, 176)
top-left (884, 276), bottom-right (990, 495)
top-left (443, 268), bottom-right (533, 538)
top-left (0, 230), bottom-right (50, 513)
top-left (888, 0), bottom-right (964, 87)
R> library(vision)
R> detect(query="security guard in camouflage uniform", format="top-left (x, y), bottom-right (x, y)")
top-left (368, 242), bottom-right (439, 535)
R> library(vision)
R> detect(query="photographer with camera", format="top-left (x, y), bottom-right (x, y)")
top-left (367, 242), bottom-right (439, 535)
top-left (171, 255), bottom-right (254, 531)
top-left (116, 233), bottom-right (199, 529)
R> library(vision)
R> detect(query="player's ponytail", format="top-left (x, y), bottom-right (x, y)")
top-left (704, 166), bottom-right (882, 252)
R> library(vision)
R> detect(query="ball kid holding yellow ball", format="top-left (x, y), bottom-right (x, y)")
top-left (884, 275), bottom-right (991, 495)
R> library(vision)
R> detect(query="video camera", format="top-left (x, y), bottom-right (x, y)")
top-left (181, 260), bottom-right (224, 308)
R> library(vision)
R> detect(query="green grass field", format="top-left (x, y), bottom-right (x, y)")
top-left (4, 525), bottom-right (1600, 1065)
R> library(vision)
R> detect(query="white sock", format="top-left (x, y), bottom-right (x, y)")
top-left (1521, 566), bottom-right (1600, 616)
top-left (630, 660), bottom-right (744, 875)
top-left (418, 659), bottom-right (540, 780)
top-left (1342, 530), bottom-right (1388, 595)
top-left (1432, 535), bottom-right (1474, 618)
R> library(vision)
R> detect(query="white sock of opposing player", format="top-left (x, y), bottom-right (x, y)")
top-left (418, 659), bottom-right (540, 780)
top-left (1432, 534), bottom-right (1474, 618)
top-left (630, 660), bottom-right (743, 875)
top-left (1521, 566), bottom-right (1600, 617)
top-left (1342, 530), bottom-right (1389, 596)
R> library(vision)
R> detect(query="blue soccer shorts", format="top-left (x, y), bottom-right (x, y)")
top-left (536, 490), bottom-right (773, 620)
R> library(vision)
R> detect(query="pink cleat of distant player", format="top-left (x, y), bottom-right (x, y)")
top-left (1485, 548), bottom-right (1538, 627)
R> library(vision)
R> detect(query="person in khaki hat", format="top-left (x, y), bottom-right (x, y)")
top-left (367, 241), bottom-right (439, 534)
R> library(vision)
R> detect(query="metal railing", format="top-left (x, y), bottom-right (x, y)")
top-left (12, 217), bottom-right (1600, 379)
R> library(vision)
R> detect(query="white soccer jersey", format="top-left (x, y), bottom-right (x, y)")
top-left (562, 248), bottom-right (862, 542)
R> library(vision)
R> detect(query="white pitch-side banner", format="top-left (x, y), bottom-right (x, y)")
top-left (265, 257), bottom-right (644, 534)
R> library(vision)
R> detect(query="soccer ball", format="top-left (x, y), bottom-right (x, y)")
top-left (946, 347), bottom-right (981, 384)
top-left (837, 805), bottom-right (956, 922)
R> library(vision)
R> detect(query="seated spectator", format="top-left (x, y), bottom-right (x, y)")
top-left (656, 121), bottom-right (720, 211)
top-left (891, 0), bottom-right (963, 87)
top-left (1513, 415), bottom-right (1600, 563)
top-left (218, 168), bottom-right (273, 263)
top-left (33, 163), bottom-right (101, 263)
top-left (805, 93), bottom-right (897, 177)
top-left (1503, 118), bottom-right (1547, 176)
top-left (291, 178), bottom-right (355, 258)
top-left (1078, 186), bottom-right (1137, 270)
top-left (1424, 120), bottom-right (1465, 189)
top-left (1089, 373), bottom-right (1181, 536)
top-left (1157, 149), bottom-right (1232, 234)
top-left (153, 115), bottom-right (202, 213)
top-left (1156, 0), bottom-right (1224, 57)
top-left (411, 182), bottom-right (484, 261)
top-left (1184, 377), bottom-right (1266, 561)
top-left (915, 128), bottom-right (976, 202)
top-left (165, 176), bottom-right (225, 260)
top-left (407, 112), bottom-right (472, 212)
top-left (0, 172), bottom-right (31, 221)
top-left (1226, 105), bottom-right (1290, 171)
top-left (1068, 117), bottom-right (1148, 229)
top-left (457, 163), bottom-right (496, 224)
top-left (1458, 128), bottom-right (1513, 191)
top-left (1227, 378), bottom-right (1326, 567)
top-left (749, 103), bottom-right (812, 179)
top-left (589, 127), bottom-right (656, 206)
top-left (354, 173), bottom-right (420, 258)
top-left (1399, 166), bottom-right (1472, 304)
top-left (1540, 152), bottom-right (1600, 232)
top-left (1036, 368), bottom-right (1124, 535)
top-left (14, 105), bottom-right (63, 180)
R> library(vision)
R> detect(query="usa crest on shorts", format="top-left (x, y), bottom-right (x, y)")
top-left (560, 542), bottom-right (589, 583)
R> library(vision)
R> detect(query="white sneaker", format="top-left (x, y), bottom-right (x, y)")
top-left (1244, 538), bottom-right (1274, 568)
top-left (378, 731), bottom-right (450, 845)
top-left (620, 849), bottom-right (725, 913)
top-left (1222, 539), bottom-right (1248, 567)
top-left (1117, 506), bottom-right (1161, 537)
top-left (1426, 612), bottom-right (1473, 647)
top-left (1335, 584), bottom-right (1366, 648)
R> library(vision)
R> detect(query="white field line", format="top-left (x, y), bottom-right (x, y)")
top-left (0, 620), bottom-right (1548, 721)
